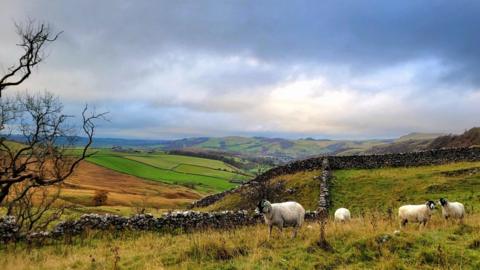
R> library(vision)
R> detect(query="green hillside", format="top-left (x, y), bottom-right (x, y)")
top-left (86, 151), bottom-right (253, 193)
top-left (205, 161), bottom-right (480, 213)
top-left (331, 162), bottom-right (480, 213)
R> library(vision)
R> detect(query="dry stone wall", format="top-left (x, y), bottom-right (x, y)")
top-left (317, 158), bottom-right (331, 211)
top-left (0, 210), bottom-right (321, 243)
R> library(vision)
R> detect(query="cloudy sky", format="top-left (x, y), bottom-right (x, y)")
top-left (1, 1), bottom-right (479, 139)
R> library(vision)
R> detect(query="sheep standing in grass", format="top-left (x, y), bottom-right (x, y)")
top-left (334, 208), bottom-right (351, 223)
top-left (256, 199), bottom-right (305, 238)
top-left (398, 201), bottom-right (436, 228)
top-left (439, 198), bottom-right (465, 223)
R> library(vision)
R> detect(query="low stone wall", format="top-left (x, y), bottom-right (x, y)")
top-left (328, 147), bottom-right (480, 169)
top-left (0, 210), bottom-right (321, 243)
top-left (0, 216), bottom-right (18, 243)
top-left (317, 158), bottom-right (331, 211)
top-left (192, 147), bottom-right (480, 208)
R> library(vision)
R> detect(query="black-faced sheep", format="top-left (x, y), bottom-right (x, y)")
top-left (256, 199), bottom-right (305, 238)
top-left (439, 198), bottom-right (465, 223)
top-left (398, 201), bottom-right (436, 228)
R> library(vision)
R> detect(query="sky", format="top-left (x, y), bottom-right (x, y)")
top-left (0, 0), bottom-right (479, 140)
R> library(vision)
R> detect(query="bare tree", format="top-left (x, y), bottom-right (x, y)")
top-left (0, 92), bottom-right (107, 205)
top-left (0, 20), bottom-right (61, 97)
top-left (5, 182), bottom-right (67, 233)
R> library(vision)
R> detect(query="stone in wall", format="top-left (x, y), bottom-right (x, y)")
top-left (0, 216), bottom-right (19, 243)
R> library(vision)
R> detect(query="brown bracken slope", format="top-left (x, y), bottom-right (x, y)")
top-left (60, 161), bottom-right (202, 209)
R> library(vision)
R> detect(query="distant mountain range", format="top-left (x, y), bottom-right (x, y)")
top-left (9, 129), bottom-right (480, 162)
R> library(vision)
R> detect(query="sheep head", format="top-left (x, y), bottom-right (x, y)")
top-left (439, 198), bottom-right (448, 206)
top-left (256, 199), bottom-right (272, 214)
top-left (425, 200), bottom-right (436, 210)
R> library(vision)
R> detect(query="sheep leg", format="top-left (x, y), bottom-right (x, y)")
top-left (292, 225), bottom-right (298, 238)
top-left (269, 225), bottom-right (273, 238)
top-left (400, 219), bottom-right (407, 228)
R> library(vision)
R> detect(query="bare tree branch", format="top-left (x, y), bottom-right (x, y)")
top-left (0, 20), bottom-right (62, 97)
top-left (0, 92), bottom-right (107, 205)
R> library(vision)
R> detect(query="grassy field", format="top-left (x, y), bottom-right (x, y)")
top-left (85, 150), bottom-right (253, 193)
top-left (331, 161), bottom-right (480, 214)
top-left (2, 160), bottom-right (480, 269)
top-left (1, 215), bottom-right (479, 269)
top-left (205, 161), bottom-right (480, 214)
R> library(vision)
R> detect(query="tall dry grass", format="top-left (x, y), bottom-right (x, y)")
top-left (1, 212), bottom-right (479, 269)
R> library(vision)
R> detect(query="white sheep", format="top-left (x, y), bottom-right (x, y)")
top-left (334, 208), bottom-right (351, 223)
top-left (439, 198), bottom-right (465, 223)
top-left (398, 200), bottom-right (436, 228)
top-left (256, 199), bottom-right (305, 238)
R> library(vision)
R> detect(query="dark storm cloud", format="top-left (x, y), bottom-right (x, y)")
top-left (1, 1), bottom-right (479, 139)
top-left (17, 0), bottom-right (480, 81)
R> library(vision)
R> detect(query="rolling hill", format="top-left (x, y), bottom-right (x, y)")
top-left (428, 127), bottom-right (480, 149)
top-left (364, 132), bottom-right (444, 154)
top-left (5, 132), bottom-right (445, 162)
top-left (203, 161), bottom-right (480, 212)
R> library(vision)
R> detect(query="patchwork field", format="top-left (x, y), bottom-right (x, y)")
top-left (86, 150), bottom-right (253, 193)
top-left (59, 161), bottom-right (202, 214)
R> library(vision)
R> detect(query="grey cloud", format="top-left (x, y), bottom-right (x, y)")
top-left (1, 1), bottom-right (480, 139)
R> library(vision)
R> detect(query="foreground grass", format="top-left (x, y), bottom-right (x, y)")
top-left (2, 214), bottom-right (479, 269)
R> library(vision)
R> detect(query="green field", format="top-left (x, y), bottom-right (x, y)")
top-left (205, 161), bottom-right (480, 215)
top-left (331, 161), bottom-right (480, 214)
top-left (86, 150), bottom-right (253, 193)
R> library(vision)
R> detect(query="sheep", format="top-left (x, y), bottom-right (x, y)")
top-left (256, 199), bottom-right (305, 238)
top-left (439, 198), bottom-right (465, 223)
top-left (398, 201), bottom-right (436, 228)
top-left (334, 208), bottom-right (351, 223)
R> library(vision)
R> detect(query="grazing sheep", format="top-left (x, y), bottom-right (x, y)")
top-left (256, 199), bottom-right (305, 238)
top-left (439, 198), bottom-right (465, 223)
top-left (334, 208), bottom-right (351, 223)
top-left (398, 201), bottom-right (436, 228)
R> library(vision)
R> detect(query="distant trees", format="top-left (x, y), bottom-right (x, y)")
top-left (0, 20), bottom-right (61, 97)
